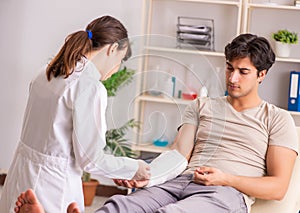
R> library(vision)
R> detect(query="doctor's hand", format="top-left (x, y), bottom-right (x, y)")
top-left (113, 179), bottom-right (149, 188)
top-left (132, 160), bottom-right (151, 180)
top-left (193, 166), bottom-right (229, 186)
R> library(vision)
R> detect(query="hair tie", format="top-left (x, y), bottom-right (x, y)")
top-left (86, 30), bottom-right (93, 39)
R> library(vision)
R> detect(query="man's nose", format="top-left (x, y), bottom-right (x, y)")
top-left (229, 71), bottom-right (240, 83)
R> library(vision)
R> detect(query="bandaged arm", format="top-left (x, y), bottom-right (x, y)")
top-left (145, 123), bottom-right (197, 187)
top-left (146, 149), bottom-right (188, 187)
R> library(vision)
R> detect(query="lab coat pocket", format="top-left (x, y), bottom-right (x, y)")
top-left (0, 152), bottom-right (42, 213)
top-left (4, 150), bottom-right (42, 194)
top-left (16, 142), bottom-right (69, 212)
top-left (34, 161), bottom-right (67, 212)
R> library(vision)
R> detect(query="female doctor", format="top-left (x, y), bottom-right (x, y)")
top-left (0, 15), bottom-right (150, 212)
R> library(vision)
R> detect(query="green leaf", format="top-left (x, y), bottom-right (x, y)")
top-left (102, 67), bottom-right (135, 97)
top-left (104, 119), bottom-right (140, 158)
top-left (272, 29), bottom-right (298, 44)
top-left (82, 171), bottom-right (91, 182)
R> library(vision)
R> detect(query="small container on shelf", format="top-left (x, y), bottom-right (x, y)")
top-left (151, 112), bottom-right (170, 147)
top-left (181, 64), bottom-right (198, 100)
top-left (146, 65), bottom-right (163, 97)
top-left (182, 92), bottom-right (197, 100)
top-left (199, 86), bottom-right (208, 98)
top-left (153, 137), bottom-right (169, 147)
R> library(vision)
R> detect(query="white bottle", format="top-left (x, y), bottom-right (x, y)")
top-left (162, 75), bottom-right (175, 98)
top-left (199, 86), bottom-right (208, 97)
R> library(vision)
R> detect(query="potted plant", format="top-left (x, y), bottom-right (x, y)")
top-left (81, 172), bottom-right (100, 206)
top-left (102, 66), bottom-right (135, 97)
top-left (82, 66), bottom-right (138, 206)
top-left (272, 29), bottom-right (298, 57)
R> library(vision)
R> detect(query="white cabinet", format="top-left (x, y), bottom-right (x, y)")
top-left (132, 0), bottom-right (300, 153)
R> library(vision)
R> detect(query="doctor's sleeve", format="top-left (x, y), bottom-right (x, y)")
top-left (71, 83), bottom-right (138, 179)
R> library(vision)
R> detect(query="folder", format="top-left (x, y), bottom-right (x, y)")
top-left (288, 71), bottom-right (300, 111)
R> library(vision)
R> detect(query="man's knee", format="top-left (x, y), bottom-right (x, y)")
top-left (96, 194), bottom-right (129, 213)
top-left (108, 194), bottom-right (126, 201)
top-left (105, 194), bottom-right (128, 206)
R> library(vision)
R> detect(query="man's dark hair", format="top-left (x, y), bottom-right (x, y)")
top-left (225, 33), bottom-right (275, 75)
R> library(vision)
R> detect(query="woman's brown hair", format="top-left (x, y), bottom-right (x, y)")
top-left (46, 15), bottom-right (131, 81)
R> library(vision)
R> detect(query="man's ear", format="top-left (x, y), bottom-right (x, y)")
top-left (258, 70), bottom-right (266, 83)
top-left (107, 42), bottom-right (119, 56)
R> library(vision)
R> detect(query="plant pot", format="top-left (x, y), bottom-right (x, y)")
top-left (275, 41), bottom-right (291, 57)
top-left (82, 179), bottom-right (99, 206)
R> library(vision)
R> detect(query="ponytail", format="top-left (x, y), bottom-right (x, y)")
top-left (46, 31), bottom-right (92, 81)
top-left (46, 15), bottom-right (131, 81)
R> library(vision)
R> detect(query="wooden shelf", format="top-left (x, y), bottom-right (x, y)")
top-left (289, 111), bottom-right (300, 116)
top-left (137, 94), bottom-right (193, 105)
top-left (170, 0), bottom-right (241, 6)
top-left (275, 57), bottom-right (300, 64)
top-left (146, 46), bottom-right (300, 63)
top-left (248, 3), bottom-right (300, 11)
top-left (132, 143), bottom-right (171, 153)
top-left (145, 46), bottom-right (225, 57)
top-left (137, 95), bottom-right (300, 114)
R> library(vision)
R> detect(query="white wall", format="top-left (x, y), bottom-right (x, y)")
top-left (0, 0), bottom-right (143, 170)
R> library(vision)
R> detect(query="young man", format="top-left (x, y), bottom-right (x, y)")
top-left (14, 34), bottom-right (298, 213)
top-left (96, 33), bottom-right (298, 213)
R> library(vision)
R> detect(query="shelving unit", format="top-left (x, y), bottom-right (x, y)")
top-left (143, 0), bottom-right (243, 51)
top-left (133, 0), bottom-right (300, 153)
top-left (133, 0), bottom-right (243, 153)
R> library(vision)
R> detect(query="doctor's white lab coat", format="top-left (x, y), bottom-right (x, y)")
top-left (0, 59), bottom-right (138, 212)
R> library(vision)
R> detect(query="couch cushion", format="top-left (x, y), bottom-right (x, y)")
top-left (251, 127), bottom-right (300, 213)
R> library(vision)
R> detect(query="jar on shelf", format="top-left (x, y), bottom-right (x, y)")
top-left (182, 64), bottom-right (198, 100)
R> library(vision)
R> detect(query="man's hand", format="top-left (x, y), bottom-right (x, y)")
top-left (193, 166), bottom-right (228, 186)
top-left (113, 179), bottom-right (149, 188)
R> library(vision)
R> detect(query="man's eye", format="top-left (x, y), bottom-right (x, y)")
top-left (226, 67), bottom-right (234, 71)
top-left (240, 71), bottom-right (249, 75)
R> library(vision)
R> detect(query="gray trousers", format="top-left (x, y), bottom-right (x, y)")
top-left (95, 174), bottom-right (247, 213)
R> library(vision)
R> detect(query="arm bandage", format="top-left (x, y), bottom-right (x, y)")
top-left (146, 149), bottom-right (188, 187)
